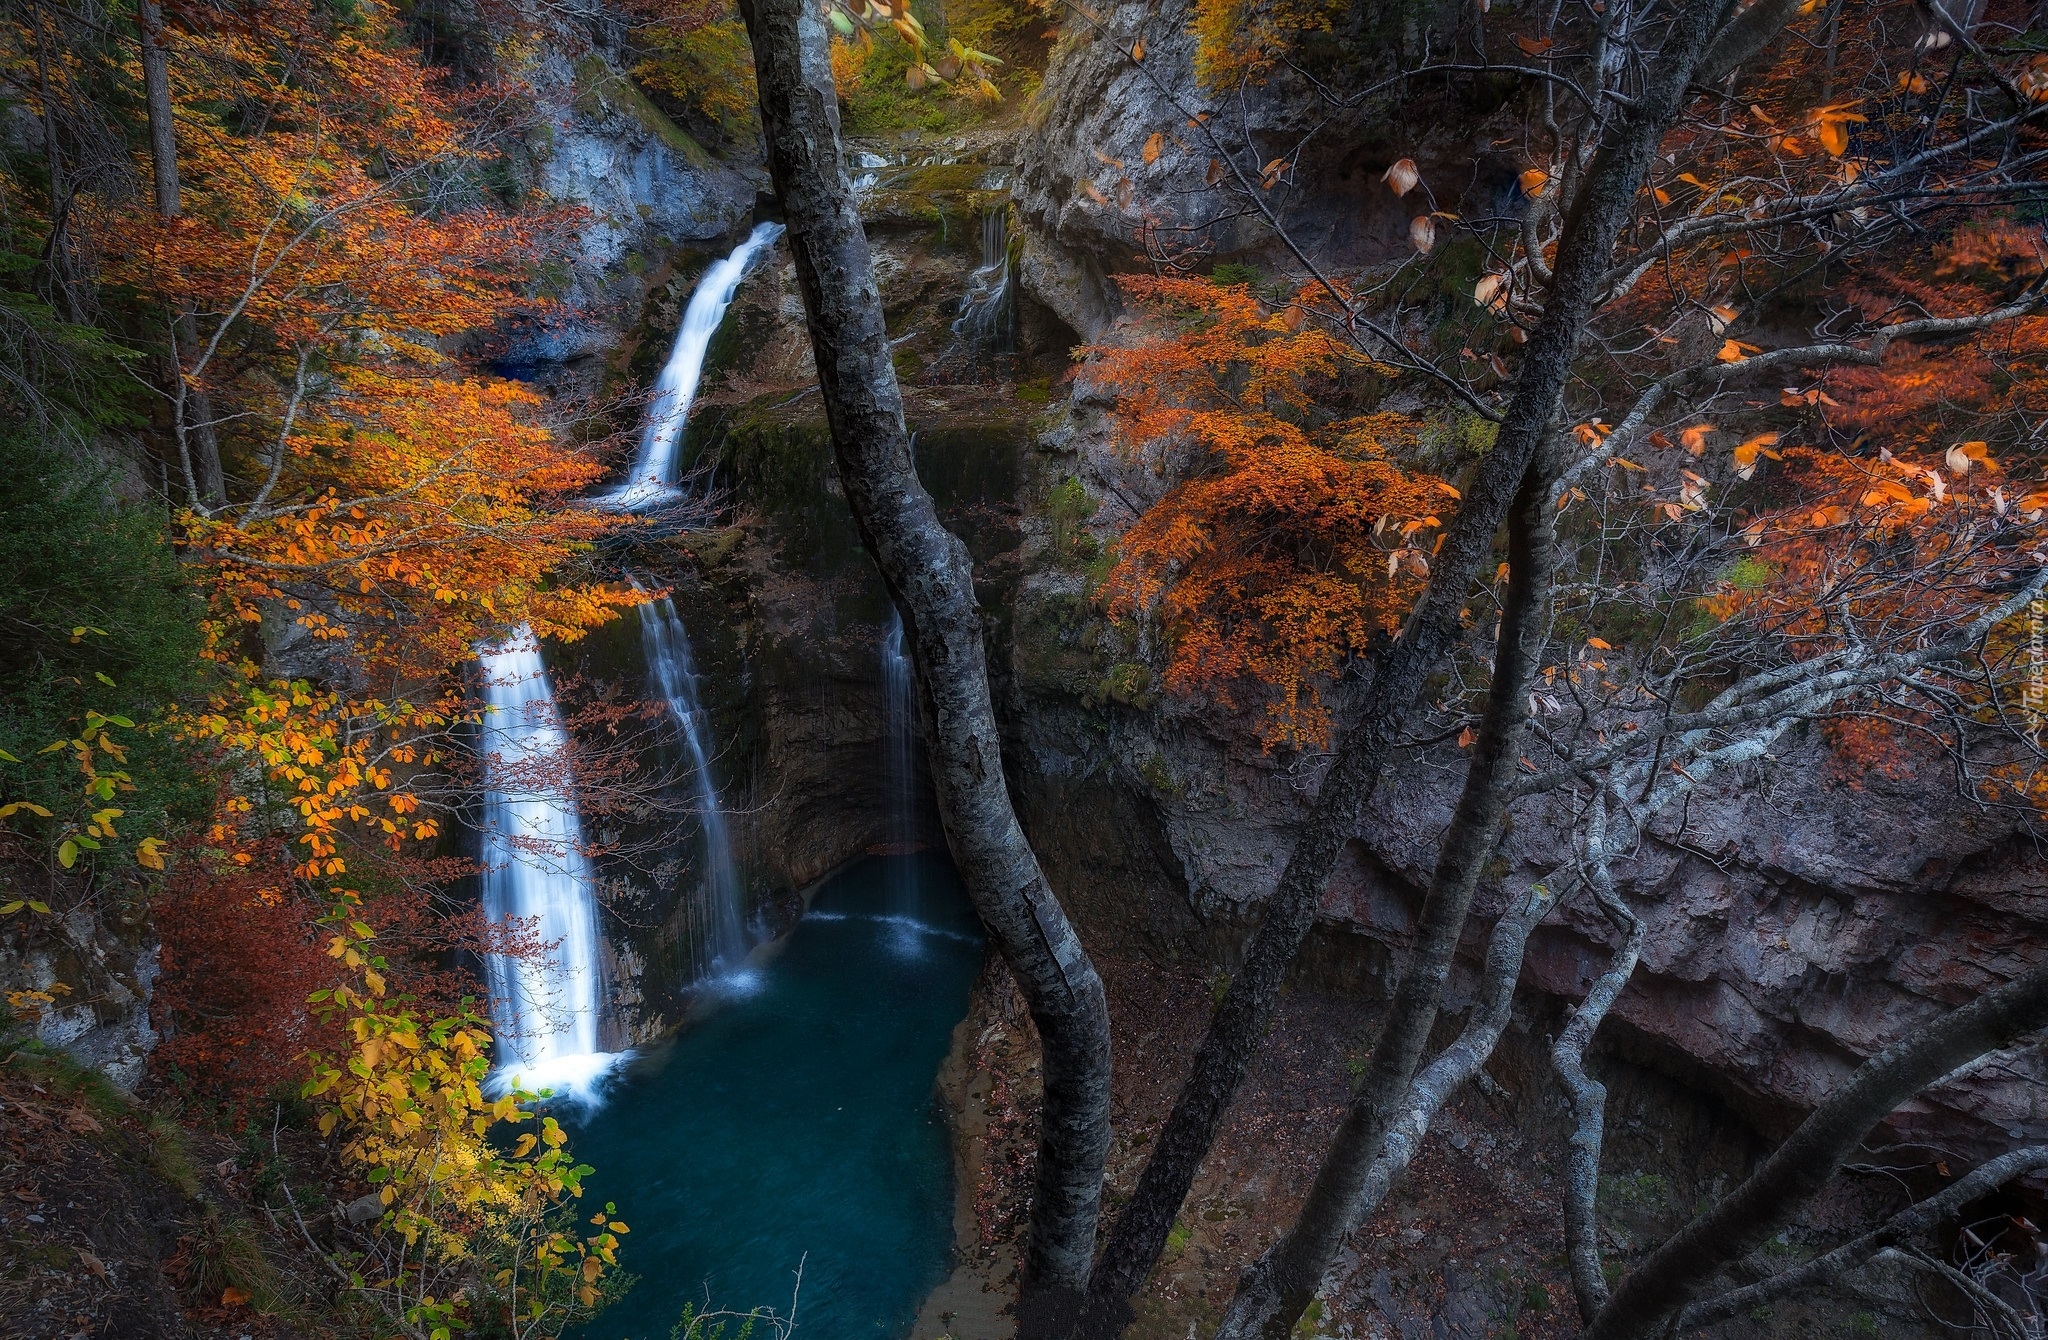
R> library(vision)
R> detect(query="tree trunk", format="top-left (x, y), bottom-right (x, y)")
top-left (138, 0), bottom-right (225, 509)
top-left (1591, 960), bottom-right (2048, 1340)
top-left (30, 0), bottom-right (83, 324)
top-left (1212, 441), bottom-right (1560, 1340)
top-left (1071, 5), bottom-right (1732, 1332)
top-left (736, 0), bottom-right (1113, 1322)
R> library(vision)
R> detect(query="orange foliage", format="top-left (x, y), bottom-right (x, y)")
top-left (1189, 0), bottom-right (1342, 87)
top-left (1088, 278), bottom-right (1448, 746)
top-left (1824, 221), bottom-right (2048, 457)
top-left (77, 0), bottom-right (645, 1106)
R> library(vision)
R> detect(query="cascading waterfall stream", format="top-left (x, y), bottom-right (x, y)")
top-left (879, 608), bottom-right (923, 926)
top-left (633, 584), bottom-right (751, 981)
top-left (609, 221), bottom-right (785, 510)
top-left (949, 209), bottom-right (1013, 354)
top-left (477, 628), bottom-right (627, 1103)
top-left (881, 608), bottom-right (918, 855)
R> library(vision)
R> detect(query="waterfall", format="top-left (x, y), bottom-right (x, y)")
top-left (879, 607), bottom-right (925, 934)
top-left (611, 221), bottom-right (785, 509)
top-left (635, 588), bottom-right (750, 980)
top-left (477, 627), bottom-right (626, 1103)
top-left (950, 209), bottom-right (1013, 354)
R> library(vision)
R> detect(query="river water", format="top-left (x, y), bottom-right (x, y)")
top-left (565, 853), bottom-right (984, 1339)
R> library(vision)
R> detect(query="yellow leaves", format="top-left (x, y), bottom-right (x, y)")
top-left (1780, 384), bottom-right (1840, 408)
top-left (1130, 37), bottom-right (1145, 61)
top-left (1717, 339), bottom-right (1761, 363)
top-left (2019, 58), bottom-right (2048, 104)
top-left (1946, 440), bottom-right (1996, 476)
top-left (1809, 102), bottom-right (1867, 157)
top-left (1382, 158), bottom-right (1420, 197)
top-left (1517, 167), bottom-right (1549, 196)
top-left (1706, 304), bottom-right (1741, 336)
top-left (1733, 432), bottom-right (1782, 480)
top-left (1143, 132), bottom-right (1164, 165)
top-left (1586, 637), bottom-right (1614, 651)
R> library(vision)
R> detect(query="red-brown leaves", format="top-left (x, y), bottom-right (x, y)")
top-left (1083, 277), bottom-right (1448, 747)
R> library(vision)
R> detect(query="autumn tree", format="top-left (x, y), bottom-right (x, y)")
top-left (0, 3), bottom-right (639, 1331)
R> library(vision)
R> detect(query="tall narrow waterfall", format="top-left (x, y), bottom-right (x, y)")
top-left (880, 609), bottom-right (920, 910)
top-left (950, 209), bottom-right (1013, 353)
top-left (478, 628), bottom-right (625, 1102)
top-left (636, 589), bottom-right (750, 979)
top-left (612, 221), bottom-right (785, 509)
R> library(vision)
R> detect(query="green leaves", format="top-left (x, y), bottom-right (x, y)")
top-left (0, 900), bottom-right (52, 915)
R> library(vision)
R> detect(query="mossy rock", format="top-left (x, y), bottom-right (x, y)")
top-left (571, 55), bottom-right (714, 168)
top-left (680, 526), bottom-right (745, 569)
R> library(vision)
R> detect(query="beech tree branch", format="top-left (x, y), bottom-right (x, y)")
top-left (1590, 960), bottom-right (2048, 1339)
top-left (1680, 1147), bottom-right (2048, 1328)
top-left (1552, 789), bottom-right (1646, 1323)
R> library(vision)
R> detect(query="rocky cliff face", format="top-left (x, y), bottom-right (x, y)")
top-left (1012, 0), bottom-right (1527, 340)
top-left (0, 864), bottom-right (157, 1093)
top-left (506, 4), bottom-right (760, 363)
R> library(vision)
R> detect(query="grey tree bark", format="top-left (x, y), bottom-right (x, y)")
top-left (1071, 5), bottom-right (1732, 1333)
top-left (1590, 961), bottom-right (2048, 1340)
top-left (735, 0), bottom-right (1112, 1322)
top-left (1551, 793), bottom-right (1645, 1324)
top-left (137, 0), bottom-right (226, 510)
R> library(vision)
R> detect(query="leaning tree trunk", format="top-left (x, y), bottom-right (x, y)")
top-left (1213, 437), bottom-right (1560, 1340)
top-left (1590, 960), bottom-right (2048, 1340)
top-left (1070, 4), bottom-right (1731, 1333)
top-left (736, 0), bottom-right (1112, 1324)
top-left (138, 0), bottom-right (225, 510)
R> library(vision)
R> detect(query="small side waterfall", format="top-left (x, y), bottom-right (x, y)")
top-left (611, 221), bottom-right (785, 509)
top-left (478, 628), bottom-right (626, 1102)
top-left (635, 589), bottom-right (750, 980)
top-left (950, 209), bottom-right (1014, 354)
top-left (880, 607), bottom-right (918, 863)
